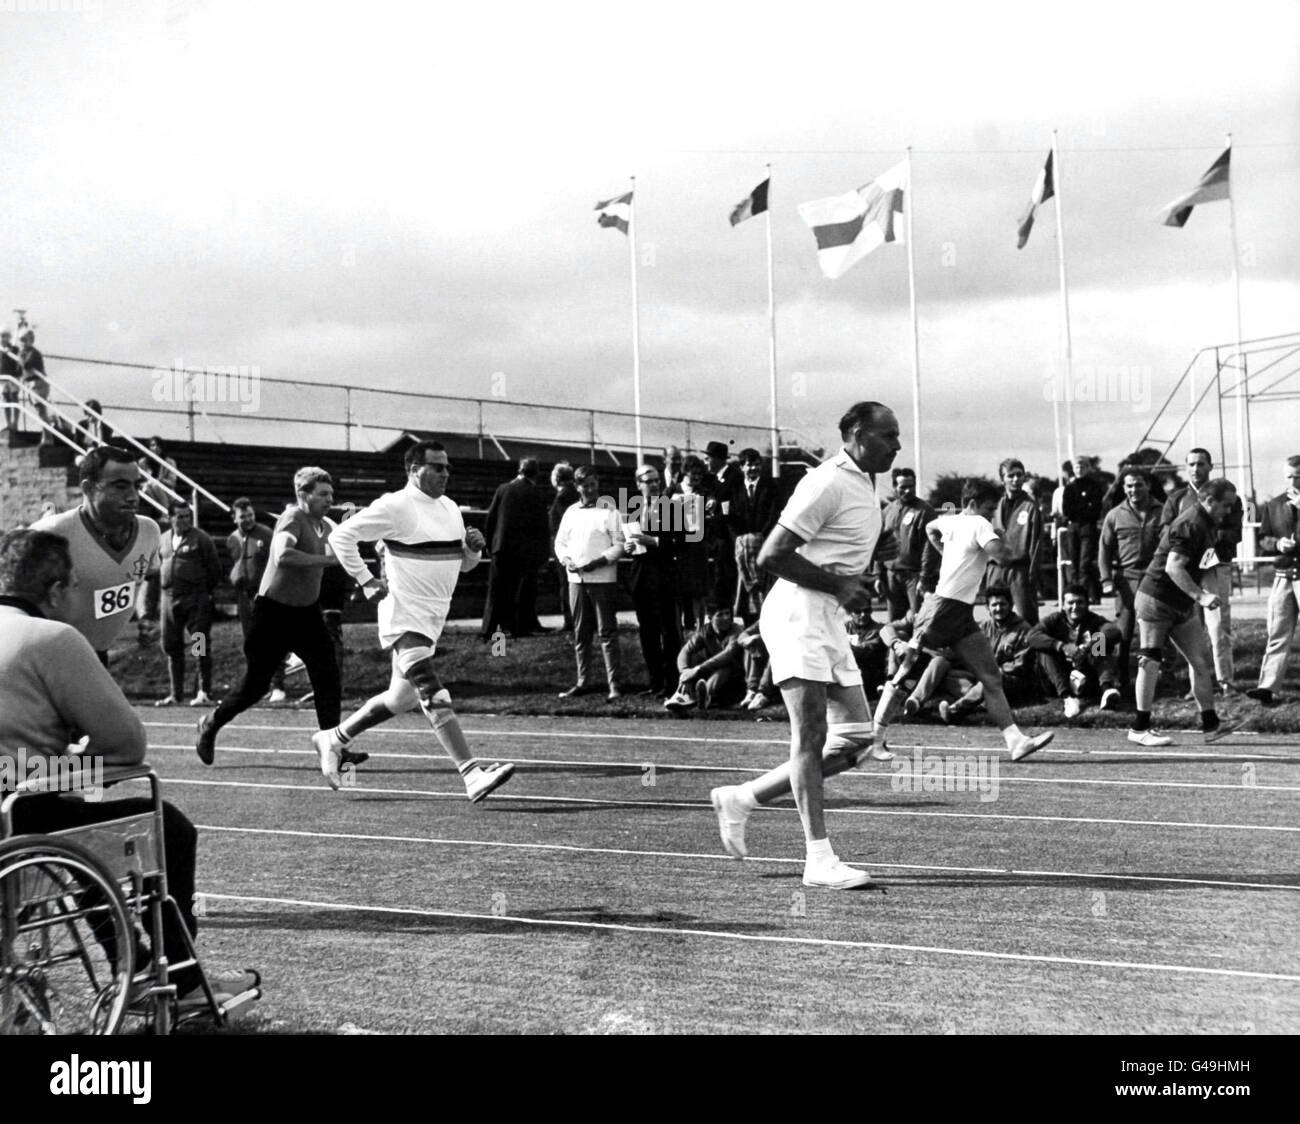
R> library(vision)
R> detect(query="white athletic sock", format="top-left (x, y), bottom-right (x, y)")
top-left (806, 837), bottom-right (833, 862)
top-left (1001, 724), bottom-right (1025, 749)
top-left (734, 784), bottom-right (759, 811)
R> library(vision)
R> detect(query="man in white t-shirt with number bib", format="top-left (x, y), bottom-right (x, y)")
top-left (710, 401), bottom-right (900, 890)
top-left (876, 478), bottom-right (1053, 762)
top-left (32, 446), bottom-right (161, 666)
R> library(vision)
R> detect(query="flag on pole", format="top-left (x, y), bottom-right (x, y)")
top-left (1157, 148), bottom-right (1230, 228)
top-left (1016, 150), bottom-right (1055, 249)
top-left (729, 178), bottom-right (770, 227)
top-left (797, 160), bottom-right (908, 279)
top-left (595, 191), bottom-right (633, 234)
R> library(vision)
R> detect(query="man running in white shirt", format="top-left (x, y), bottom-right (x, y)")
top-left (710, 401), bottom-right (900, 890)
top-left (874, 478), bottom-right (1054, 762)
top-left (315, 440), bottom-right (515, 800)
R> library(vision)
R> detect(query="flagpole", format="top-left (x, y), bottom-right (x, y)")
top-left (905, 146), bottom-right (922, 484)
top-left (628, 175), bottom-right (643, 462)
top-left (764, 163), bottom-right (780, 479)
top-left (1051, 129), bottom-right (1076, 463)
top-left (1225, 132), bottom-right (1249, 497)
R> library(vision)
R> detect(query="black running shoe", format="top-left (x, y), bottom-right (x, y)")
top-left (196, 714), bottom-right (217, 766)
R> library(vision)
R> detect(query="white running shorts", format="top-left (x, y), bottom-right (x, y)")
top-left (759, 579), bottom-right (862, 688)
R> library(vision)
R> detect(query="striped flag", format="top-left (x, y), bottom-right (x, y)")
top-left (1157, 148), bottom-right (1230, 227)
top-left (1016, 150), bottom-right (1055, 249)
top-left (729, 178), bottom-right (770, 227)
top-left (797, 160), bottom-right (908, 279)
top-left (595, 191), bottom-right (633, 235)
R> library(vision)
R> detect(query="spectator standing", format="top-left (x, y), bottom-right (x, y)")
top-left (877, 466), bottom-right (937, 620)
top-left (1246, 455), bottom-right (1300, 706)
top-left (673, 456), bottom-right (712, 632)
top-left (227, 498), bottom-right (287, 703)
top-left (19, 329), bottom-right (52, 442)
top-left (481, 457), bottom-right (550, 640)
top-left (625, 463), bottom-right (681, 697)
top-left (989, 457), bottom-right (1043, 624)
top-left (662, 445), bottom-right (685, 495)
top-left (705, 440), bottom-right (740, 608)
top-left (155, 501), bottom-right (221, 707)
top-left (1160, 448), bottom-right (1243, 693)
top-left (1062, 455), bottom-right (1106, 601)
top-left (553, 465), bottom-right (625, 701)
top-left (549, 462), bottom-right (579, 631)
top-left (1099, 468), bottom-right (1163, 691)
top-left (1, 329), bottom-right (21, 433)
top-left (728, 448), bottom-right (779, 621)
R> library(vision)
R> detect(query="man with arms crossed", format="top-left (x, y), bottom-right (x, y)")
top-left (1129, 478), bottom-right (1243, 746)
top-left (32, 446), bottom-right (161, 667)
top-left (314, 440), bottom-right (515, 800)
top-left (874, 479), bottom-right (1054, 761)
top-left (709, 402), bottom-right (900, 890)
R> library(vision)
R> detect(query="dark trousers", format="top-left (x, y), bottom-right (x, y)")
top-left (161, 591), bottom-right (213, 697)
top-left (1036, 640), bottom-right (1120, 698)
top-left (212, 597), bottom-right (341, 732)
top-left (12, 794), bottom-right (202, 995)
top-left (1112, 571), bottom-right (1140, 690)
top-left (885, 567), bottom-right (924, 621)
top-left (986, 562), bottom-right (1039, 624)
top-left (632, 581), bottom-right (681, 691)
top-left (1069, 521), bottom-right (1103, 601)
top-left (481, 556), bottom-right (541, 638)
top-left (711, 532), bottom-right (738, 609)
top-left (237, 589), bottom-right (284, 689)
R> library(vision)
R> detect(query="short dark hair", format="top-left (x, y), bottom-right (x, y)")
top-left (404, 440), bottom-right (446, 473)
top-left (1187, 447), bottom-right (1213, 465)
top-left (0, 529), bottom-right (72, 601)
top-left (998, 457), bottom-right (1025, 479)
top-left (232, 496), bottom-right (253, 510)
top-left (518, 457), bottom-right (539, 478)
top-left (985, 584), bottom-right (1012, 602)
top-left (168, 499), bottom-right (191, 516)
top-left (738, 448), bottom-right (762, 466)
top-left (78, 445), bottom-right (139, 487)
top-left (550, 462), bottom-right (574, 487)
top-left (962, 478), bottom-right (1002, 508)
top-left (891, 467), bottom-right (916, 485)
top-left (838, 401), bottom-right (891, 440)
top-left (1121, 469), bottom-right (1151, 490)
top-left (574, 464), bottom-right (599, 483)
top-left (1063, 583), bottom-right (1090, 600)
top-left (1202, 478), bottom-right (1237, 502)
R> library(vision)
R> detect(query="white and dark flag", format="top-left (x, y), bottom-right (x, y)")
top-left (729, 178), bottom-right (770, 227)
top-left (1157, 148), bottom-right (1231, 228)
top-left (595, 191), bottom-right (633, 235)
top-left (1016, 150), bottom-right (1055, 249)
top-left (797, 160), bottom-right (908, 279)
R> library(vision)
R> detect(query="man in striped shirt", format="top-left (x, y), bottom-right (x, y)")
top-left (317, 440), bottom-right (515, 802)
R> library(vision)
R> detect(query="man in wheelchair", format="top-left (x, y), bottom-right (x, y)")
top-left (0, 529), bottom-right (259, 1028)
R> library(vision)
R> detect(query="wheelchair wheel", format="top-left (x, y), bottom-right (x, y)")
top-left (0, 835), bottom-right (135, 1035)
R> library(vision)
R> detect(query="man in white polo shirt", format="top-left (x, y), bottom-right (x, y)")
top-left (710, 401), bottom-right (900, 890)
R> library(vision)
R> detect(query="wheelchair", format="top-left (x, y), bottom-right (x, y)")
top-left (1, 764), bottom-right (259, 1034)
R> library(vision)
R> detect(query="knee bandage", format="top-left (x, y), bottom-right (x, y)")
top-left (825, 722), bottom-right (876, 768)
top-left (395, 647), bottom-right (453, 713)
top-left (1137, 647), bottom-right (1164, 670)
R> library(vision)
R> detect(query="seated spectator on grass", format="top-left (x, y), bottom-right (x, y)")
top-left (876, 610), bottom-right (970, 722)
top-left (664, 606), bottom-right (765, 713)
top-left (937, 584), bottom-right (1041, 723)
top-left (1029, 584), bottom-right (1123, 718)
top-left (0, 528), bottom-right (258, 1009)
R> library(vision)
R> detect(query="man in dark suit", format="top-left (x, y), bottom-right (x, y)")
top-left (705, 439), bottom-right (741, 609)
top-left (481, 457), bottom-right (551, 639)
top-left (625, 463), bottom-right (681, 696)
top-left (728, 448), bottom-right (779, 621)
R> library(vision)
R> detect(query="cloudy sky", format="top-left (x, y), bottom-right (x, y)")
top-left (3, 0), bottom-right (1298, 494)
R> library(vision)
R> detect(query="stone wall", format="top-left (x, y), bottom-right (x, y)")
top-left (0, 444), bottom-right (81, 528)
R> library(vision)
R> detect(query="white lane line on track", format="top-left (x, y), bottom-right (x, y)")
top-left (193, 890), bottom-right (1300, 984)
top-left (162, 776), bottom-right (1300, 833)
top-left (148, 743), bottom-right (1300, 794)
top-left (195, 823), bottom-right (1300, 893)
top-left (141, 720), bottom-right (1300, 761)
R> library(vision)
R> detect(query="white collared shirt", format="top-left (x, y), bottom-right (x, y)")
top-left (554, 502), bottom-right (624, 583)
top-left (776, 447), bottom-right (882, 576)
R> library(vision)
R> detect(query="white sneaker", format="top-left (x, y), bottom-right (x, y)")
top-left (710, 786), bottom-right (751, 859)
top-left (1063, 696), bottom-right (1082, 719)
top-left (865, 742), bottom-right (896, 762)
top-left (465, 761), bottom-right (515, 803)
top-left (745, 692), bottom-right (773, 711)
top-left (663, 688), bottom-right (694, 711)
top-left (1009, 730), bottom-right (1054, 762)
top-left (154, 695), bottom-right (179, 708)
top-left (189, 691), bottom-right (214, 707)
top-left (284, 656), bottom-right (306, 677)
top-left (1127, 729), bottom-right (1172, 747)
top-left (312, 729), bottom-right (343, 790)
top-left (1100, 688), bottom-right (1121, 711)
top-left (738, 690), bottom-right (757, 709)
top-left (802, 856), bottom-right (875, 890)
top-left (903, 696), bottom-right (920, 718)
top-left (268, 688), bottom-right (288, 704)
